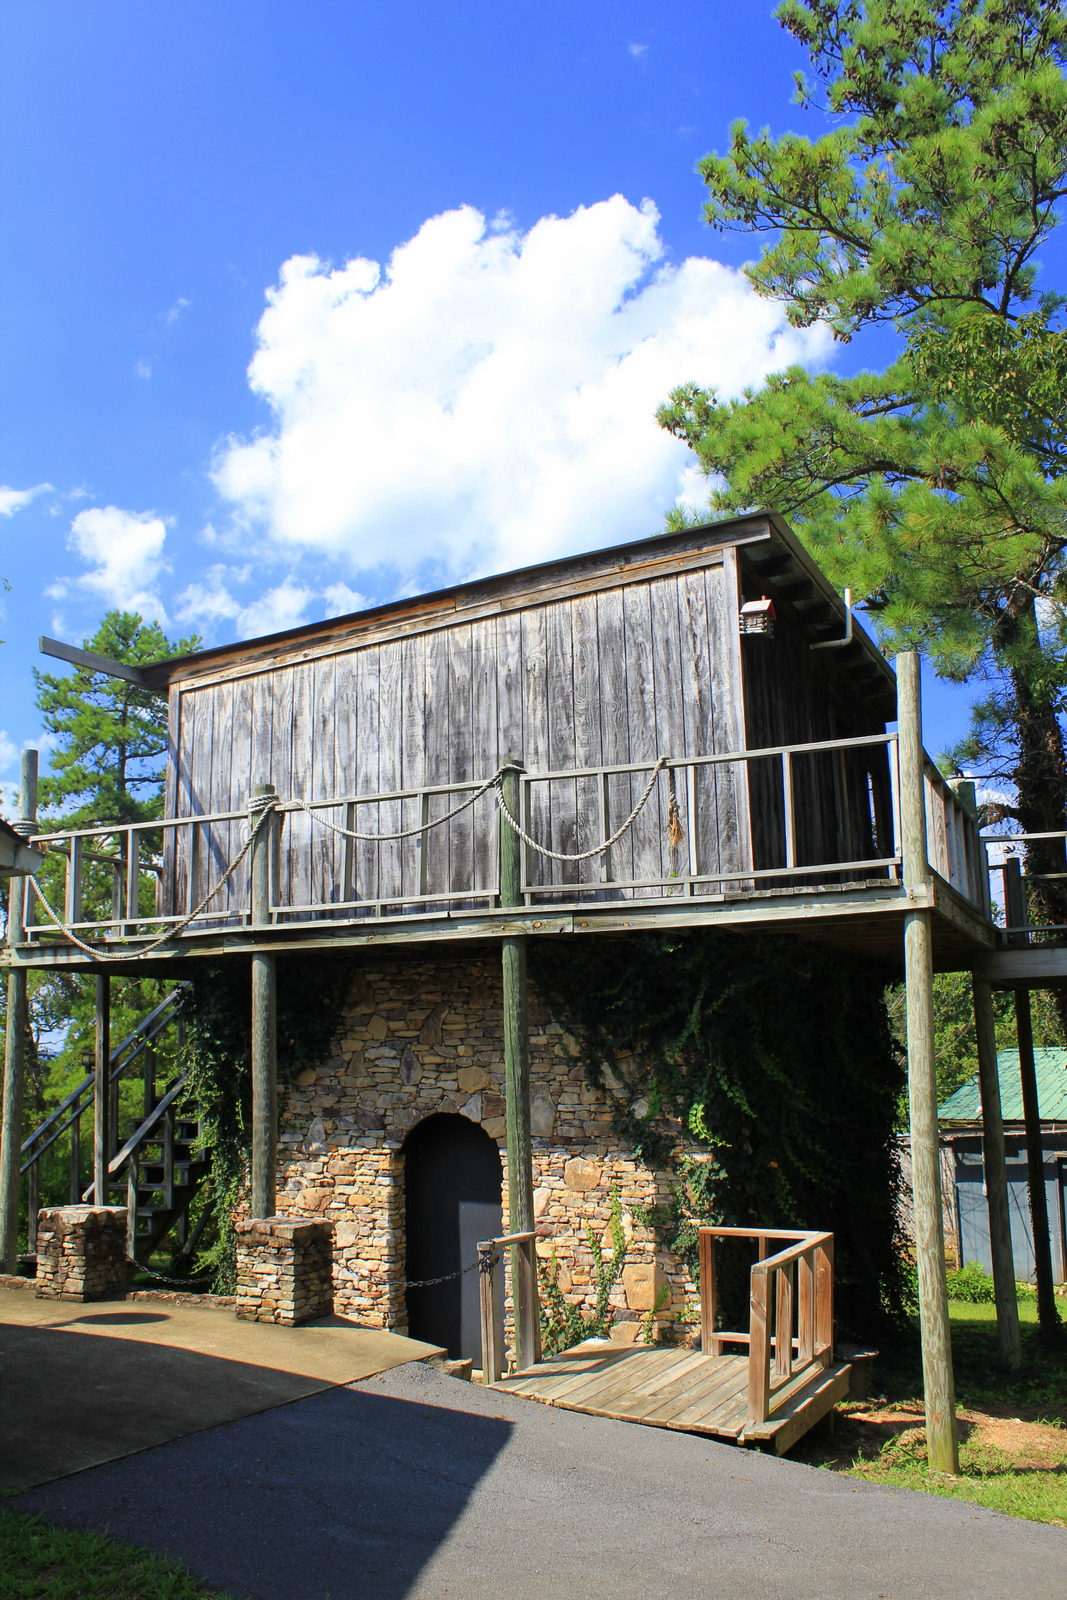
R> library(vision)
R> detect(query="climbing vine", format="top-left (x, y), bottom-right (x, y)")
top-left (182, 954), bottom-right (353, 1291)
top-left (530, 929), bottom-right (910, 1344)
top-left (538, 1187), bottom-right (627, 1356)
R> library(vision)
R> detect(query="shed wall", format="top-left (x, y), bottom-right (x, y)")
top-left (163, 557), bottom-right (750, 917)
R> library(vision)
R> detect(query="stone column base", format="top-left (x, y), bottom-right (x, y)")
top-left (234, 1217), bottom-right (333, 1325)
top-left (35, 1206), bottom-right (130, 1301)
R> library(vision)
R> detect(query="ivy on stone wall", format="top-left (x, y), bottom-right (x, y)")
top-left (530, 930), bottom-right (911, 1345)
top-left (182, 954), bottom-right (353, 1291)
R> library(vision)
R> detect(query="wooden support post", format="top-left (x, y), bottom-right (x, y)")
top-left (972, 975), bottom-right (1021, 1368)
top-left (1013, 988), bottom-right (1060, 1337)
top-left (897, 650), bottom-right (959, 1473)
top-left (93, 974), bottom-right (110, 1205)
top-left (0, 750), bottom-right (37, 1269)
top-left (499, 760), bottom-right (539, 1369)
top-left (250, 784), bottom-right (278, 1220)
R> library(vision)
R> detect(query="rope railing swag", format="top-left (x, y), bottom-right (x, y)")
top-left (27, 798), bottom-right (280, 962)
top-left (23, 756), bottom-right (675, 960)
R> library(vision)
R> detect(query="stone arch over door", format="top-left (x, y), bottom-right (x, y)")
top-left (402, 1113), bottom-right (503, 1361)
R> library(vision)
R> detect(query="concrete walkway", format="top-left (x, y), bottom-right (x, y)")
top-left (0, 1285), bottom-right (441, 1491)
top-left (16, 1359), bottom-right (1064, 1600)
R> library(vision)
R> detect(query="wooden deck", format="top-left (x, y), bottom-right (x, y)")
top-left (492, 1340), bottom-right (851, 1455)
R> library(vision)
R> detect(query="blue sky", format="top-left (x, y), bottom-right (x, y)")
top-left (0, 0), bottom-right (975, 795)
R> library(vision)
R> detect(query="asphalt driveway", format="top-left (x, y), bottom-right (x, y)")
top-left (16, 1361), bottom-right (1065, 1600)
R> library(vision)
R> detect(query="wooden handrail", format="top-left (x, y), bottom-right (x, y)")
top-left (698, 1226), bottom-right (834, 1425)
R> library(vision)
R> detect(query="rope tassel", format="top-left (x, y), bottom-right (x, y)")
top-left (667, 767), bottom-right (685, 852)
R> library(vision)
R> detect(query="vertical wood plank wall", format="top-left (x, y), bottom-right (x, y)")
top-left (163, 555), bottom-right (752, 918)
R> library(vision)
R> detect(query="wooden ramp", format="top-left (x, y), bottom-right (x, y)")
top-left (493, 1340), bottom-right (850, 1454)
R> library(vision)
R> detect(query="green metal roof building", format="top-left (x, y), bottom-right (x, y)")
top-left (940, 1050), bottom-right (1067, 1126)
top-left (938, 1051), bottom-right (1067, 1284)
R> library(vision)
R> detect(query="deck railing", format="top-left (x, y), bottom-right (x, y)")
top-left (18, 729), bottom-right (965, 947)
top-left (982, 828), bottom-right (1067, 942)
top-left (476, 1229), bottom-right (540, 1382)
top-left (697, 1226), bottom-right (834, 1426)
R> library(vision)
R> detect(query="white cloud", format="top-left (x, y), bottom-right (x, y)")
top-left (165, 297), bottom-right (191, 326)
top-left (0, 730), bottom-right (18, 772)
top-left (0, 483), bottom-right (51, 517)
top-left (51, 505), bottom-right (170, 622)
top-left (175, 564), bottom-right (315, 638)
top-left (135, 359), bottom-right (152, 380)
top-left (321, 582), bottom-right (369, 618)
top-left (213, 197), bottom-right (831, 587)
top-left (628, 41), bottom-right (649, 57)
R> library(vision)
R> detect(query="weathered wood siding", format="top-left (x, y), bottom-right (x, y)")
top-left (162, 553), bottom-right (751, 918)
top-left (738, 553), bottom-right (891, 879)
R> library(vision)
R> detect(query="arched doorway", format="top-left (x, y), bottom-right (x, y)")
top-left (403, 1114), bottom-right (503, 1361)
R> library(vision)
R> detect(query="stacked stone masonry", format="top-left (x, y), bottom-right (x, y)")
top-left (277, 957), bottom-right (699, 1349)
top-left (35, 1205), bottom-right (130, 1302)
top-left (234, 1216), bottom-right (334, 1325)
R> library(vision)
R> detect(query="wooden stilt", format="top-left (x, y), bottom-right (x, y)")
top-left (971, 975), bottom-right (1021, 1368)
top-left (250, 784), bottom-right (278, 1220)
top-left (499, 760), bottom-right (540, 1369)
top-left (94, 974), bottom-right (110, 1205)
top-left (1013, 988), bottom-right (1060, 1336)
top-left (897, 650), bottom-right (958, 1473)
top-left (0, 753), bottom-right (36, 1269)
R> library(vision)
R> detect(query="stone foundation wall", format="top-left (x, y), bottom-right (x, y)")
top-left (35, 1206), bottom-right (130, 1301)
top-left (277, 957), bottom-right (700, 1345)
top-left (234, 1216), bottom-right (334, 1324)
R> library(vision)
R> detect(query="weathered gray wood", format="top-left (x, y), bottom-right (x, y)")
top-left (1014, 987), bottom-right (1060, 1335)
top-left (898, 648), bottom-right (959, 1474)
top-left (94, 973), bottom-right (110, 1205)
top-left (478, 1240), bottom-right (503, 1383)
top-left (250, 784), bottom-right (278, 1218)
top-left (0, 750), bottom-right (37, 1268)
top-left (972, 975), bottom-right (1022, 1368)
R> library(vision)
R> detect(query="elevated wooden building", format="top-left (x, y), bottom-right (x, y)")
top-left (3, 511), bottom-right (1047, 1461)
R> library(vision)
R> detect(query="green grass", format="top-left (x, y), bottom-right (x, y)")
top-left (849, 1425), bottom-right (1067, 1525)
top-left (0, 1508), bottom-right (231, 1599)
top-left (798, 1300), bottom-right (1067, 1526)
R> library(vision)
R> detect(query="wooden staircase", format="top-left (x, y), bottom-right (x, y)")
top-left (19, 987), bottom-right (215, 1274)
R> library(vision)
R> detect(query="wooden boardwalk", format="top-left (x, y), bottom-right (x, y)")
top-left (492, 1340), bottom-right (851, 1455)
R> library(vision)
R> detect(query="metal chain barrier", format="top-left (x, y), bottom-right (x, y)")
top-left (127, 1255), bottom-right (215, 1287)
top-left (404, 1256), bottom-right (487, 1290)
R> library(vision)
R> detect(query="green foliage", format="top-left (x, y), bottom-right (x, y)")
top-left (884, 972), bottom-right (1065, 1116)
top-left (182, 954), bottom-right (354, 1291)
top-left (538, 1186), bottom-right (628, 1357)
top-left (35, 611), bottom-right (198, 828)
top-left (0, 1507), bottom-right (224, 1598)
top-left (531, 928), bottom-right (908, 1343)
top-left (659, 2), bottom-right (1067, 943)
top-left (945, 1260), bottom-right (1038, 1305)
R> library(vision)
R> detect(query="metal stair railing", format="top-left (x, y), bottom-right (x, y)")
top-left (18, 985), bottom-right (189, 1257)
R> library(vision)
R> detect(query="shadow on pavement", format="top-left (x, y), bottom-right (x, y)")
top-left (17, 1382), bottom-right (514, 1600)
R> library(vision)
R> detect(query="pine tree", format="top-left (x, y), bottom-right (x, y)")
top-left (659, 0), bottom-right (1067, 934)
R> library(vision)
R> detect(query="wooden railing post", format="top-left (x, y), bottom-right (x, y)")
top-left (93, 974), bottom-right (111, 1204)
top-left (478, 1240), bottom-right (503, 1383)
top-left (499, 759), bottom-right (539, 1368)
top-left (898, 649), bottom-right (959, 1474)
top-left (775, 1263), bottom-right (794, 1378)
top-left (814, 1237), bottom-right (834, 1364)
top-left (250, 783), bottom-right (278, 1220)
top-left (972, 975), bottom-right (1021, 1368)
top-left (797, 1246), bottom-right (814, 1366)
top-left (747, 1262), bottom-right (770, 1423)
top-left (1014, 987), bottom-right (1060, 1336)
top-left (699, 1230), bottom-right (719, 1354)
top-left (0, 749), bottom-right (37, 1269)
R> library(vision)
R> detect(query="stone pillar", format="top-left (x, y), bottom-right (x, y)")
top-left (234, 1216), bottom-right (333, 1325)
top-left (34, 1205), bottom-right (130, 1301)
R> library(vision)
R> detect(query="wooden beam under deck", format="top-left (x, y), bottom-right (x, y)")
top-left (3, 875), bottom-right (993, 977)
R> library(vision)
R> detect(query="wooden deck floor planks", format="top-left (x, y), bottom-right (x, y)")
top-left (492, 1342), bottom-right (851, 1452)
